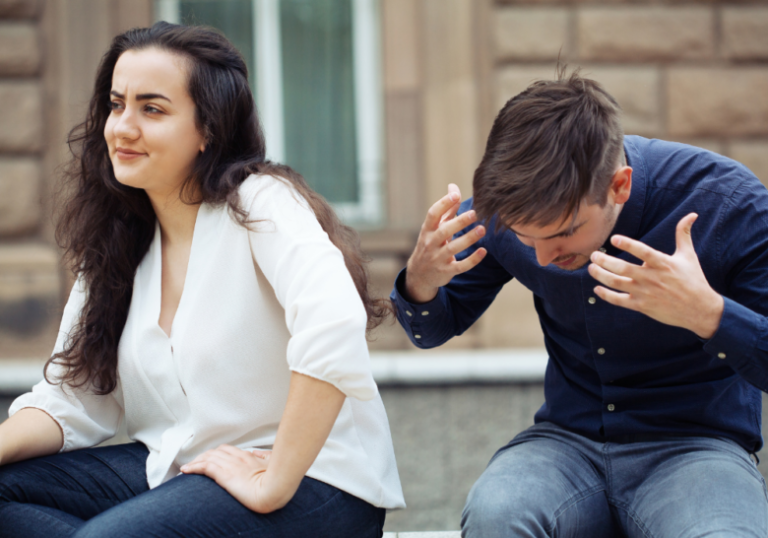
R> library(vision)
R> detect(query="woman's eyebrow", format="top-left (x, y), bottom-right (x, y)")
top-left (110, 90), bottom-right (172, 103)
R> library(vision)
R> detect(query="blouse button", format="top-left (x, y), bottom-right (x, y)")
top-left (597, 348), bottom-right (606, 355)
top-left (588, 297), bottom-right (596, 305)
top-left (717, 352), bottom-right (726, 359)
top-left (607, 404), bottom-right (616, 412)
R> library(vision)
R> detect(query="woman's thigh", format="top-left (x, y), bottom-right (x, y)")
top-left (0, 443), bottom-right (150, 537)
top-left (73, 473), bottom-right (385, 538)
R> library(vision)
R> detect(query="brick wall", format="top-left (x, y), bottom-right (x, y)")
top-left (494, 0), bottom-right (768, 187)
top-left (0, 0), bottom-right (60, 358)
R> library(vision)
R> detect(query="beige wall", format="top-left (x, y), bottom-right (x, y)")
top-left (3, 0), bottom-right (768, 358)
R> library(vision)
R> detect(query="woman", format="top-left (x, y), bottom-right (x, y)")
top-left (0, 22), bottom-right (404, 537)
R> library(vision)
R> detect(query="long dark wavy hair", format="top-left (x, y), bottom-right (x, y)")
top-left (50, 22), bottom-right (388, 395)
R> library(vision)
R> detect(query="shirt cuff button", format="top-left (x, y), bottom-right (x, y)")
top-left (717, 352), bottom-right (726, 359)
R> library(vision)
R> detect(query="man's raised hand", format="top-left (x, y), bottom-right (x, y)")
top-left (404, 184), bottom-right (487, 303)
top-left (587, 213), bottom-right (724, 339)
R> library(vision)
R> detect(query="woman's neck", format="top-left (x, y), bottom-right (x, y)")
top-left (147, 187), bottom-right (200, 247)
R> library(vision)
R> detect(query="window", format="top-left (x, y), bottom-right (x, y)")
top-left (155, 0), bottom-right (384, 225)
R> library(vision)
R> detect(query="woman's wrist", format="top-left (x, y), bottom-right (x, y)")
top-left (253, 468), bottom-right (299, 513)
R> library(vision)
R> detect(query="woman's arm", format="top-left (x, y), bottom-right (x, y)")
top-left (0, 408), bottom-right (64, 466)
top-left (181, 371), bottom-right (345, 513)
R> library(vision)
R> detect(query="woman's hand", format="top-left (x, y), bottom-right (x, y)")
top-left (181, 446), bottom-right (282, 513)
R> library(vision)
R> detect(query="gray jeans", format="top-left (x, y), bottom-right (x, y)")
top-left (462, 422), bottom-right (768, 538)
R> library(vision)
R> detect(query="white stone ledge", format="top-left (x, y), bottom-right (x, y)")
top-left (0, 349), bottom-right (548, 393)
top-left (384, 533), bottom-right (460, 538)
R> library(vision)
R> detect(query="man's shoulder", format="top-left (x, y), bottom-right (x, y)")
top-left (626, 135), bottom-right (760, 198)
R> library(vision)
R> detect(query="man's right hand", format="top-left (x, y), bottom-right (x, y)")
top-left (404, 184), bottom-right (487, 303)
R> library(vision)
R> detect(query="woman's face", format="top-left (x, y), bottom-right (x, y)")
top-left (104, 47), bottom-right (206, 198)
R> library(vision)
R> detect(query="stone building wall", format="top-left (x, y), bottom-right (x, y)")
top-left (0, 0), bottom-right (59, 359)
top-left (2, 0), bottom-right (768, 359)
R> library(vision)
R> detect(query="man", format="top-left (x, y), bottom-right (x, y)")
top-left (390, 70), bottom-right (768, 537)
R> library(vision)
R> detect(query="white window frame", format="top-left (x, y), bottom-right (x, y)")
top-left (155, 0), bottom-right (384, 225)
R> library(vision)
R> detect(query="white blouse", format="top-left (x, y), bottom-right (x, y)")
top-left (10, 174), bottom-right (405, 510)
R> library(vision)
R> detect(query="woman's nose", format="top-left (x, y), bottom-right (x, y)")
top-left (113, 108), bottom-right (140, 140)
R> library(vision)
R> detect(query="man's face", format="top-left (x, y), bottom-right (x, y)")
top-left (509, 200), bottom-right (621, 271)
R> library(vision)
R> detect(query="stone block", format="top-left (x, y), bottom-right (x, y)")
top-left (0, 81), bottom-right (42, 152)
top-left (495, 7), bottom-right (570, 61)
top-left (0, 0), bottom-right (38, 18)
top-left (0, 22), bottom-right (39, 75)
top-left (582, 66), bottom-right (660, 137)
top-left (728, 140), bottom-right (768, 189)
top-left (578, 7), bottom-right (714, 61)
top-left (0, 157), bottom-right (40, 236)
top-left (495, 65), bottom-right (660, 137)
top-left (668, 68), bottom-right (768, 137)
top-left (0, 243), bottom-right (60, 335)
top-left (495, 64), bottom-right (557, 111)
top-left (723, 8), bottom-right (768, 61)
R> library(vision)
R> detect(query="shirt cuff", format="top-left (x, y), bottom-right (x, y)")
top-left (390, 269), bottom-right (446, 347)
top-left (703, 296), bottom-right (762, 370)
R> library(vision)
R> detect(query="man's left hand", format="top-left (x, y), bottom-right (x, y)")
top-left (588, 213), bottom-right (724, 339)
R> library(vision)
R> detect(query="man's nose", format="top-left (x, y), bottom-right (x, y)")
top-left (534, 242), bottom-right (559, 267)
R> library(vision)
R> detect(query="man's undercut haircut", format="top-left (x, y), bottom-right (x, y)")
top-left (473, 66), bottom-right (625, 232)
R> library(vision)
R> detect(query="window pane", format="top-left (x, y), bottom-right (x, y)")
top-left (179, 0), bottom-right (256, 95)
top-left (280, 0), bottom-right (358, 204)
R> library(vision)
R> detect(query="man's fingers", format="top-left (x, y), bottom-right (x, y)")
top-left (593, 286), bottom-right (635, 310)
top-left (424, 191), bottom-right (461, 231)
top-left (436, 210), bottom-right (479, 244)
top-left (452, 247), bottom-right (487, 274)
top-left (674, 213), bottom-right (698, 256)
top-left (611, 235), bottom-right (665, 266)
top-left (588, 262), bottom-right (634, 293)
top-left (446, 225), bottom-right (485, 257)
top-left (589, 251), bottom-right (640, 279)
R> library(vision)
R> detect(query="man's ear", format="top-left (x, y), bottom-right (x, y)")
top-left (610, 166), bottom-right (632, 205)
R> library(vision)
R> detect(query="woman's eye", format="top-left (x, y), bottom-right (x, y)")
top-left (109, 101), bottom-right (123, 111)
top-left (145, 105), bottom-right (162, 114)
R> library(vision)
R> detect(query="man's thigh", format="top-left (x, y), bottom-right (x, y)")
top-left (461, 424), bottom-right (619, 538)
top-left (72, 474), bottom-right (384, 538)
top-left (618, 436), bottom-right (768, 538)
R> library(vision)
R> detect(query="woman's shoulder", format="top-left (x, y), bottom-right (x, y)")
top-left (238, 173), bottom-right (312, 215)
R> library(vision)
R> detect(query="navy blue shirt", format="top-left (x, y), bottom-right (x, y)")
top-left (391, 136), bottom-right (768, 452)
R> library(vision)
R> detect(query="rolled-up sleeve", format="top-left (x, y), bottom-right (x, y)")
top-left (243, 175), bottom-right (378, 401)
top-left (9, 277), bottom-right (123, 452)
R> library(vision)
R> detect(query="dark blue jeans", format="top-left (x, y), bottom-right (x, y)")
top-left (0, 443), bottom-right (385, 537)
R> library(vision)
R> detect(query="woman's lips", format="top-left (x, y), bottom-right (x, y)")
top-left (115, 148), bottom-right (145, 160)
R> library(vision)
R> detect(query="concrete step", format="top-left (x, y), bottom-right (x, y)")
top-left (384, 533), bottom-right (460, 538)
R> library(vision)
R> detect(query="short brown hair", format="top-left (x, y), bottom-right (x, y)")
top-left (473, 67), bottom-right (624, 231)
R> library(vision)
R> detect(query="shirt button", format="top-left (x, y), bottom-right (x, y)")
top-left (414, 334), bottom-right (422, 339)
top-left (607, 404), bottom-right (616, 412)
top-left (421, 311), bottom-right (429, 316)
top-left (597, 348), bottom-right (606, 355)
top-left (588, 297), bottom-right (596, 305)
top-left (405, 311), bottom-right (412, 317)
top-left (718, 352), bottom-right (726, 359)
top-left (599, 247), bottom-right (607, 253)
